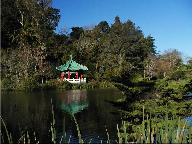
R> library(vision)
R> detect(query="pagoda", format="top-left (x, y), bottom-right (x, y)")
top-left (56, 55), bottom-right (88, 84)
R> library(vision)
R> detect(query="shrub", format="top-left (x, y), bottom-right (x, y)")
top-left (15, 76), bottom-right (39, 91)
top-left (57, 81), bottom-right (73, 90)
top-left (170, 69), bottom-right (185, 80)
top-left (98, 80), bottom-right (115, 88)
top-left (1, 78), bottom-right (15, 90)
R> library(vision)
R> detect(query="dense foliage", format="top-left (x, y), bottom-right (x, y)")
top-left (1, 0), bottom-right (60, 89)
top-left (1, 0), bottom-right (157, 90)
top-left (117, 56), bottom-right (192, 142)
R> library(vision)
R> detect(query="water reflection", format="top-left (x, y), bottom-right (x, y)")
top-left (55, 90), bottom-right (89, 143)
top-left (54, 89), bottom-right (122, 143)
top-left (1, 91), bottom-right (53, 143)
top-left (58, 90), bottom-right (88, 114)
top-left (1, 89), bottom-right (124, 143)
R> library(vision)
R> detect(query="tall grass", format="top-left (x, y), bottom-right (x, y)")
top-left (72, 114), bottom-right (84, 144)
top-left (1, 115), bottom-right (39, 144)
top-left (51, 99), bottom-right (56, 144)
top-left (1, 100), bottom-right (83, 144)
top-left (2, 103), bottom-right (191, 143)
top-left (1, 116), bottom-right (13, 144)
top-left (118, 106), bottom-right (192, 143)
top-left (51, 99), bottom-right (84, 143)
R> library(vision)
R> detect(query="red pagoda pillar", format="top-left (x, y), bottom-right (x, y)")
top-left (76, 72), bottom-right (78, 79)
top-left (61, 72), bottom-right (64, 81)
top-left (68, 71), bottom-right (70, 79)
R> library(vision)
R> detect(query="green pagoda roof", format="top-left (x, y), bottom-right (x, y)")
top-left (56, 55), bottom-right (88, 71)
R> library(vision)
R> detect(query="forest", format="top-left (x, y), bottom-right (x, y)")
top-left (1, 0), bottom-right (192, 91)
top-left (1, 0), bottom-right (192, 143)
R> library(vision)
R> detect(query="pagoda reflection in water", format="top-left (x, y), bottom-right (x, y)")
top-left (58, 90), bottom-right (88, 115)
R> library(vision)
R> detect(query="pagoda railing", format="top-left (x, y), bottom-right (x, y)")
top-left (64, 78), bottom-right (87, 84)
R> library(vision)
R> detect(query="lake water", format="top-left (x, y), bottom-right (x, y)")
top-left (1, 89), bottom-right (124, 143)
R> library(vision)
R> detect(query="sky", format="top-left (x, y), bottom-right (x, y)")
top-left (52, 0), bottom-right (192, 59)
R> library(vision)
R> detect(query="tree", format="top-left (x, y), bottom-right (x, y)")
top-left (96, 21), bottom-right (110, 33)
top-left (74, 17), bottom-right (156, 83)
top-left (1, 0), bottom-right (60, 87)
top-left (187, 57), bottom-right (192, 66)
top-left (70, 27), bottom-right (84, 40)
top-left (144, 49), bottom-right (183, 79)
top-left (1, 0), bottom-right (21, 48)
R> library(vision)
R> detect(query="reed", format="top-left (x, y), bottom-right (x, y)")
top-left (118, 105), bottom-right (192, 143)
top-left (117, 124), bottom-right (122, 143)
top-left (33, 131), bottom-right (39, 144)
top-left (0, 116), bottom-right (37, 144)
top-left (0, 116), bottom-right (12, 144)
top-left (50, 99), bottom-right (56, 144)
top-left (72, 114), bottom-right (84, 144)
top-left (105, 126), bottom-right (110, 143)
top-left (2, 102), bottom-right (191, 143)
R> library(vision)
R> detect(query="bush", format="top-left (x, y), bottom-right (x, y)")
top-left (170, 69), bottom-right (185, 80)
top-left (40, 79), bottom-right (58, 90)
top-left (131, 73), bottom-right (144, 83)
top-left (15, 76), bottom-right (39, 91)
top-left (1, 78), bottom-right (16, 90)
top-left (98, 80), bottom-right (115, 88)
top-left (57, 81), bottom-right (73, 90)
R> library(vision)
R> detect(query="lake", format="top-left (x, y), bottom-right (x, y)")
top-left (1, 89), bottom-right (124, 143)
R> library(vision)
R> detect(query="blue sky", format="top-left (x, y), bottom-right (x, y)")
top-left (52, 0), bottom-right (192, 59)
